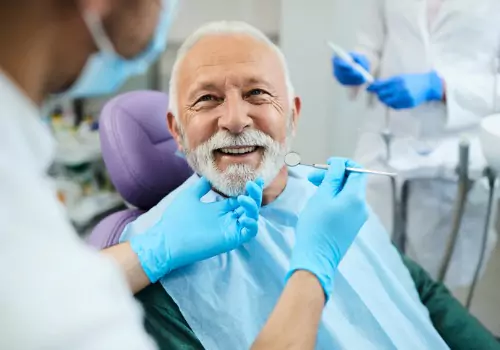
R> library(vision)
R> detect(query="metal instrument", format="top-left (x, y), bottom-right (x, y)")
top-left (284, 152), bottom-right (397, 177)
top-left (326, 41), bottom-right (375, 84)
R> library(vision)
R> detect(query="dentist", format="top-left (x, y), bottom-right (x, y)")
top-left (0, 1), bottom-right (368, 349)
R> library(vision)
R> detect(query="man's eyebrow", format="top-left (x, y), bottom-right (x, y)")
top-left (187, 77), bottom-right (275, 101)
top-left (244, 76), bottom-right (273, 87)
top-left (187, 82), bottom-right (219, 101)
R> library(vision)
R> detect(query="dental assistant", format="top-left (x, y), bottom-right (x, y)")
top-left (0, 1), bottom-right (368, 349)
top-left (332, 0), bottom-right (500, 287)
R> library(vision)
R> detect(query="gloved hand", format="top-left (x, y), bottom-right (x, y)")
top-left (130, 177), bottom-right (264, 283)
top-left (367, 70), bottom-right (443, 109)
top-left (332, 52), bottom-right (371, 86)
top-left (287, 158), bottom-right (368, 300)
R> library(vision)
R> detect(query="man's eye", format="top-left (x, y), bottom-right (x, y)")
top-left (248, 89), bottom-right (266, 96)
top-left (196, 95), bottom-right (216, 103)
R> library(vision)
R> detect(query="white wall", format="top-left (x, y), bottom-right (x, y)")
top-left (169, 0), bottom-right (280, 43)
top-left (280, 0), bottom-right (366, 163)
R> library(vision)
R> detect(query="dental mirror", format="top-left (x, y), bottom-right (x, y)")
top-left (284, 152), bottom-right (302, 167)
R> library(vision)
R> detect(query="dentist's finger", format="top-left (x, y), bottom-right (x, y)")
top-left (237, 195), bottom-right (259, 220)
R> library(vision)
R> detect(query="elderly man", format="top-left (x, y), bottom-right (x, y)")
top-left (120, 21), bottom-right (491, 349)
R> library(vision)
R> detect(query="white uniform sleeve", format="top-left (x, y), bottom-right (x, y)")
top-left (0, 167), bottom-right (157, 350)
top-left (442, 67), bottom-right (498, 130)
top-left (354, 0), bottom-right (386, 75)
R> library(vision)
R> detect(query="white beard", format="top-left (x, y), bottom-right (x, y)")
top-left (181, 124), bottom-right (293, 197)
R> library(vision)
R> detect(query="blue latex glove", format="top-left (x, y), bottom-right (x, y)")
top-left (367, 71), bottom-right (443, 109)
top-left (130, 177), bottom-right (264, 283)
top-left (287, 158), bottom-right (368, 300)
top-left (332, 52), bottom-right (371, 86)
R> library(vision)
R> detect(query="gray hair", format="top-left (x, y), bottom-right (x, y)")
top-left (168, 20), bottom-right (295, 119)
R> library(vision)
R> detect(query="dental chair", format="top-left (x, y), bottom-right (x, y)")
top-left (86, 90), bottom-right (193, 250)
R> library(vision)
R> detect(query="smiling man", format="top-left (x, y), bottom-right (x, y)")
top-left (120, 21), bottom-right (449, 349)
top-left (167, 27), bottom-right (297, 203)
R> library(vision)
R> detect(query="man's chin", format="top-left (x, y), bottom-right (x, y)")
top-left (208, 171), bottom-right (257, 198)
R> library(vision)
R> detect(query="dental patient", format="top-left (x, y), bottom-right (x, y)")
top-left (120, 21), bottom-right (448, 349)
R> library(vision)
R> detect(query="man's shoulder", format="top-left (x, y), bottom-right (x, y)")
top-left (158, 175), bottom-right (200, 205)
top-left (120, 175), bottom-right (199, 242)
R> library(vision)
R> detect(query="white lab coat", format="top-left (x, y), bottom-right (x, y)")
top-left (351, 0), bottom-right (500, 287)
top-left (0, 73), bottom-right (157, 349)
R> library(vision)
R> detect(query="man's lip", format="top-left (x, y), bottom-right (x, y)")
top-left (216, 145), bottom-right (259, 150)
top-left (213, 145), bottom-right (263, 151)
top-left (213, 146), bottom-right (263, 156)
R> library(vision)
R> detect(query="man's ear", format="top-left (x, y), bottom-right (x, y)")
top-left (167, 112), bottom-right (184, 152)
top-left (291, 96), bottom-right (302, 135)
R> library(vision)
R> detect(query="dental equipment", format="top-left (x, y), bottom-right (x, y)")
top-left (327, 41), bottom-right (375, 84)
top-left (284, 152), bottom-right (397, 177)
top-left (437, 139), bottom-right (472, 282)
top-left (396, 180), bottom-right (410, 253)
top-left (465, 114), bottom-right (500, 308)
top-left (381, 108), bottom-right (393, 163)
top-left (466, 167), bottom-right (497, 309)
top-left (480, 115), bottom-right (500, 174)
top-left (379, 107), bottom-right (402, 249)
top-left (438, 57), bottom-right (500, 289)
top-left (465, 63), bottom-right (500, 307)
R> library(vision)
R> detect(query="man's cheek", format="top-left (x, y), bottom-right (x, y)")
top-left (186, 126), bottom-right (213, 148)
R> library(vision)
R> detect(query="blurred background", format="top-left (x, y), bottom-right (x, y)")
top-left (45, 0), bottom-right (500, 334)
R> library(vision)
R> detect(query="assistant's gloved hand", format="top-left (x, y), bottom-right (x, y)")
top-left (287, 158), bottom-right (368, 300)
top-left (367, 70), bottom-right (443, 109)
top-left (332, 52), bottom-right (371, 86)
top-left (130, 177), bottom-right (264, 283)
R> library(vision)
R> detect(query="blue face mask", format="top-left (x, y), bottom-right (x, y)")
top-left (60, 0), bottom-right (178, 99)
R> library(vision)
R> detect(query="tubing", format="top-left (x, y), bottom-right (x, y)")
top-left (437, 140), bottom-right (471, 282)
top-left (466, 168), bottom-right (497, 309)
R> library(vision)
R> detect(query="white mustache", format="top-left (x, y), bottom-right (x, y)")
top-left (182, 126), bottom-right (291, 197)
top-left (205, 129), bottom-right (276, 152)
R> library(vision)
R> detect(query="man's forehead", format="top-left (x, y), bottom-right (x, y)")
top-left (184, 34), bottom-right (276, 65)
top-left (177, 34), bottom-right (285, 90)
top-left (187, 74), bottom-right (275, 93)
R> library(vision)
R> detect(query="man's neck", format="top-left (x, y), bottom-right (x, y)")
top-left (262, 166), bottom-right (288, 205)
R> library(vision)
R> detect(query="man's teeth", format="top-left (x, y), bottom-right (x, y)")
top-left (219, 146), bottom-right (257, 154)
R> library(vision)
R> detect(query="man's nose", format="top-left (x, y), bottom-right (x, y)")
top-left (218, 95), bottom-right (252, 134)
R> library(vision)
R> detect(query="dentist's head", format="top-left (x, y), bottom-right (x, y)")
top-left (167, 21), bottom-right (302, 199)
top-left (0, 0), bottom-right (178, 104)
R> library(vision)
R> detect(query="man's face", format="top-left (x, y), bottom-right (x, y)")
top-left (168, 34), bottom-right (300, 197)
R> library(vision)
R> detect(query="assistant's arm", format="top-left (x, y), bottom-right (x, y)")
top-left (354, 0), bottom-right (386, 75)
top-left (102, 242), bottom-right (150, 294)
top-left (335, 0), bottom-right (386, 100)
top-left (251, 271), bottom-right (325, 350)
top-left (440, 68), bottom-right (498, 130)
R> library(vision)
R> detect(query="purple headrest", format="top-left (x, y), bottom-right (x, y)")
top-left (99, 90), bottom-right (193, 210)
